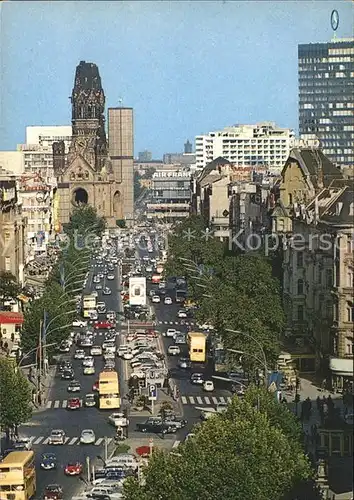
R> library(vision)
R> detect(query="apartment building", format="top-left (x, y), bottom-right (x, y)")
top-left (18, 125), bottom-right (72, 183)
top-left (146, 168), bottom-right (191, 221)
top-left (195, 122), bottom-right (294, 172)
top-left (282, 179), bottom-right (353, 390)
top-left (298, 39), bottom-right (354, 168)
top-left (0, 169), bottom-right (26, 284)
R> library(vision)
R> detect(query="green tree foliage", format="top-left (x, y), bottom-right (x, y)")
top-left (0, 358), bottom-right (32, 431)
top-left (64, 205), bottom-right (106, 237)
top-left (22, 284), bottom-right (75, 357)
top-left (0, 271), bottom-right (21, 305)
top-left (164, 216), bottom-right (284, 369)
top-left (123, 389), bottom-right (312, 500)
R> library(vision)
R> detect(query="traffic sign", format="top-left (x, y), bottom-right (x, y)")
top-left (148, 384), bottom-right (157, 401)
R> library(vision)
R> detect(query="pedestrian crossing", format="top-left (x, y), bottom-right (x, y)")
top-left (180, 395), bottom-right (232, 406)
top-left (24, 436), bottom-right (113, 446)
top-left (158, 320), bottom-right (196, 326)
top-left (45, 399), bottom-right (83, 409)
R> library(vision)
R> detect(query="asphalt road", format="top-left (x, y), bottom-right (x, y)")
top-left (20, 256), bottom-right (124, 499)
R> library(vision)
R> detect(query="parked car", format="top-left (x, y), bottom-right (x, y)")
top-left (108, 412), bottom-right (129, 427)
top-left (72, 320), bottom-right (87, 328)
top-left (136, 419), bottom-right (177, 434)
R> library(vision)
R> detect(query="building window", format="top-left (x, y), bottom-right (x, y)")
top-left (348, 270), bottom-right (353, 288)
top-left (297, 279), bottom-right (304, 295)
top-left (345, 338), bottom-right (353, 356)
top-left (325, 269), bottom-right (333, 287)
top-left (347, 303), bottom-right (354, 322)
top-left (4, 256), bottom-right (11, 271)
top-left (297, 305), bottom-right (304, 322)
top-left (297, 251), bottom-right (304, 268)
top-left (288, 193), bottom-right (293, 205)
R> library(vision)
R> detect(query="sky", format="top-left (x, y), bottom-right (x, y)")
top-left (1, 1), bottom-right (353, 158)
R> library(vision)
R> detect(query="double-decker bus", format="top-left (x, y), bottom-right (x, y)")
top-left (98, 370), bottom-right (120, 409)
top-left (187, 331), bottom-right (207, 363)
top-left (0, 450), bottom-right (36, 499)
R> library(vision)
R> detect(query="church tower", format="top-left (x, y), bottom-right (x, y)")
top-left (68, 61), bottom-right (108, 171)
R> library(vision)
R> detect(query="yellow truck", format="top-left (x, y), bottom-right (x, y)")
top-left (187, 331), bottom-right (206, 363)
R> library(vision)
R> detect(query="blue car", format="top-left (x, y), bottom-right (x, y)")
top-left (40, 453), bottom-right (57, 470)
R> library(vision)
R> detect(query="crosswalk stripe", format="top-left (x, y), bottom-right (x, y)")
top-left (95, 437), bottom-right (104, 446)
top-left (64, 437), bottom-right (70, 444)
top-left (42, 438), bottom-right (50, 445)
top-left (69, 437), bottom-right (78, 445)
top-left (196, 396), bottom-right (203, 404)
top-left (33, 436), bottom-right (44, 445)
top-left (204, 396), bottom-right (210, 405)
top-left (181, 396), bottom-right (187, 404)
top-left (54, 400), bottom-right (60, 408)
top-left (46, 401), bottom-right (52, 409)
top-left (219, 396), bottom-right (226, 403)
top-left (212, 397), bottom-right (218, 405)
top-left (106, 438), bottom-right (112, 446)
top-left (189, 396), bottom-right (195, 404)
top-left (62, 400), bottom-right (67, 408)
top-left (172, 440), bottom-right (180, 448)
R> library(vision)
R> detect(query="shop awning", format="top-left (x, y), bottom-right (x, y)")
top-left (0, 312), bottom-right (24, 324)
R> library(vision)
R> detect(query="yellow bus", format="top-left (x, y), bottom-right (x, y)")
top-left (0, 450), bottom-right (36, 500)
top-left (187, 331), bottom-right (207, 363)
top-left (98, 370), bottom-right (120, 409)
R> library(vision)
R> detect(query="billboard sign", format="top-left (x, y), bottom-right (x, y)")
top-left (129, 277), bottom-right (146, 306)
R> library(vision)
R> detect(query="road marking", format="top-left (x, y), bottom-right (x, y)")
top-left (54, 400), bottom-right (60, 409)
top-left (64, 437), bottom-right (70, 444)
top-left (69, 437), bottom-right (77, 445)
top-left (212, 397), bottom-right (218, 405)
top-left (33, 436), bottom-right (44, 445)
top-left (172, 440), bottom-right (180, 448)
top-left (196, 396), bottom-right (203, 404)
top-left (219, 396), bottom-right (226, 403)
top-left (106, 438), bottom-right (113, 445)
top-left (95, 438), bottom-right (104, 446)
top-left (62, 400), bottom-right (67, 408)
top-left (204, 396), bottom-right (210, 405)
top-left (42, 438), bottom-right (50, 445)
top-left (181, 396), bottom-right (188, 404)
top-left (189, 396), bottom-right (195, 404)
top-left (46, 401), bottom-right (52, 409)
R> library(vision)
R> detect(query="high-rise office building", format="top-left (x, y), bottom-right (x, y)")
top-left (298, 39), bottom-right (354, 168)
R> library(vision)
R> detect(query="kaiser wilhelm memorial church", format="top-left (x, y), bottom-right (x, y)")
top-left (52, 61), bottom-right (134, 228)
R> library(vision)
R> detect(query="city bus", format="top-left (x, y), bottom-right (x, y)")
top-left (98, 370), bottom-right (120, 409)
top-left (0, 450), bottom-right (36, 499)
top-left (187, 331), bottom-right (207, 363)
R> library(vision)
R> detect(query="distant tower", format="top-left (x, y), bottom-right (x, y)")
top-left (184, 140), bottom-right (193, 154)
top-left (69, 60), bottom-right (107, 170)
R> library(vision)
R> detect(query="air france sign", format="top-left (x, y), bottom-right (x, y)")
top-left (129, 276), bottom-right (147, 306)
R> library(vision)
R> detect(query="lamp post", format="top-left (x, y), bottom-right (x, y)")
top-left (60, 258), bottom-right (90, 291)
top-left (225, 328), bottom-right (268, 382)
top-left (226, 348), bottom-right (268, 387)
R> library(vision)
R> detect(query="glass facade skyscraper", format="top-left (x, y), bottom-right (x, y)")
top-left (298, 39), bottom-right (354, 168)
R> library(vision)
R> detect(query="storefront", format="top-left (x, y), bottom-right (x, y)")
top-left (0, 311), bottom-right (24, 342)
top-left (329, 357), bottom-right (353, 393)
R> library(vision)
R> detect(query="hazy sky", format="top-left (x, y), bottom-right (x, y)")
top-left (1, 1), bottom-right (353, 158)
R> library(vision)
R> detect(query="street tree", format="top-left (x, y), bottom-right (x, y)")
top-left (65, 205), bottom-right (106, 236)
top-left (123, 390), bottom-right (312, 500)
top-left (0, 271), bottom-right (21, 305)
top-left (0, 358), bottom-right (32, 437)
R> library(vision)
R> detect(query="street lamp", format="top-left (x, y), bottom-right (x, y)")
top-left (225, 328), bottom-right (268, 384)
top-left (226, 348), bottom-right (268, 387)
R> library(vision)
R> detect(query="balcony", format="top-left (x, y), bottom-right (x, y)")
top-left (329, 356), bottom-right (353, 375)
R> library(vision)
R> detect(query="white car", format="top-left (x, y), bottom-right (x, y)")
top-left (122, 351), bottom-right (134, 360)
top-left (104, 352), bottom-right (115, 361)
top-left (82, 356), bottom-right (94, 367)
top-left (203, 380), bottom-right (214, 392)
top-left (80, 429), bottom-right (96, 444)
top-left (177, 309), bottom-right (187, 318)
top-left (108, 412), bottom-right (130, 427)
top-left (90, 346), bottom-right (103, 356)
top-left (107, 274), bottom-right (115, 280)
top-left (164, 296), bottom-right (173, 305)
top-left (74, 349), bottom-right (85, 359)
top-left (163, 328), bottom-right (179, 338)
top-left (72, 320), bottom-right (87, 328)
top-left (151, 295), bottom-right (161, 303)
top-left (167, 345), bottom-right (181, 356)
top-left (83, 366), bottom-right (95, 375)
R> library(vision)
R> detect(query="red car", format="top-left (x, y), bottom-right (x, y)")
top-left (67, 398), bottom-right (81, 410)
top-left (64, 462), bottom-right (83, 476)
top-left (94, 321), bottom-right (115, 330)
top-left (92, 381), bottom-right (99, 392)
